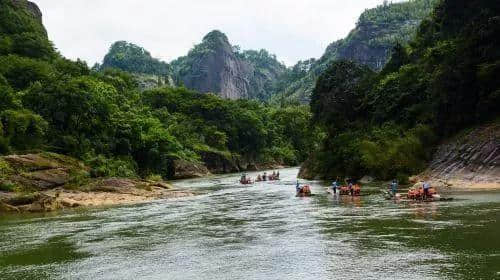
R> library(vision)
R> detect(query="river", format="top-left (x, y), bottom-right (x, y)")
top-left (0, 168), bottom-right (499, 280)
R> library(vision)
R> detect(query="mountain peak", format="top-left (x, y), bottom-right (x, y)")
top-left (202, 30), bottom-right (230, 45)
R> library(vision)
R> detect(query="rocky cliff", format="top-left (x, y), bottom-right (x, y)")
top-left (171, 30), bottom-right (286, 100)
top-left (415, 123), bottom-right (500, 189)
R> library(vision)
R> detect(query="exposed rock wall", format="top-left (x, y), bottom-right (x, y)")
top-left (417, 123), bottom-right (500, 189)
top-left (180, 35), bottom-right (251, 99)
top-left (173, 31), bottom-right (286, 100)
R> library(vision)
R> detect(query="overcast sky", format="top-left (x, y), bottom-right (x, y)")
top-left (35, 0), bottom-right (399, 66)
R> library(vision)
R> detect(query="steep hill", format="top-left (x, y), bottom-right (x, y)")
top-left (171, 30), bottom-right (287, 100)
top-left (276, 0), bottom-right (438, 103)
top-left (97, 41), bottom-right (173, 90)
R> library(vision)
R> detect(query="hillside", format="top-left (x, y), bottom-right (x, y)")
top-left (300, 0), bottom-right (500, 181)
top-left (275, 0), bottom-right (438, 103)
top-left (171, 30), bottom-right (287, 100)
top-left (96, 41), bottom-right (173, 90)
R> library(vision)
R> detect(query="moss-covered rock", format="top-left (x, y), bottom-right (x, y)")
top-left (0, 153), bottom-right (90, 192)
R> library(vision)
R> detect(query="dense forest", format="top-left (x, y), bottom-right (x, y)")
top-left (301, 0), bottom-right (500, 181)
top-left (274, 0), bottom-right (438, 103)
top-left (0, 0), bottom-right (319, 180)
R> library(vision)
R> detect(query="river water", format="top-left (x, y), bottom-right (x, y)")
top-left (0, 168), bottom-right (499, 280)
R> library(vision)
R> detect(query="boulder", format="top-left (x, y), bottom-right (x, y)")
top-left (26, 168), bottom-right (70, 189)
top-left (171, 160), bottom-right (210, 179)
top-left (201, 151), bottom-right (239, 174)
top-left (3, 154), bottom-right (60, 171)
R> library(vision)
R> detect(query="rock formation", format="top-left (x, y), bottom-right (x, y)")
top-left (172, 30), bottom-right (286, 100)
top-left (416, 123), bottom-right (500, 189)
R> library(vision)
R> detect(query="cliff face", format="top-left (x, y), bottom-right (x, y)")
top-left (172, 31), bottom-right (286, 100)
top-left (179, 32), bottom-right (250, 99)
top-left (416, 123), bottom-right (500, 189)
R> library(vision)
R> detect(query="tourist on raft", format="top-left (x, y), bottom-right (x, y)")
top-left (240, 173), bottom-right (248, 183)
top-left (332, 178), bottom-right (339, 195)
top-left (263, 172), bottom-right (267, 181)
top-left (423, 181), bottom-right (431, 199)
top-left (296, 180), bottom-right (302, 193)
top-left (256, 174), bottom-right (262, 182)
top-left (348, 181), bottom-right (354, 196)
top-left (390, 179), bottom-right (398, 195)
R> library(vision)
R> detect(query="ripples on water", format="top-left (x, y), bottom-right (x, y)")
top-left (0, 168), bottom-right (499, 280)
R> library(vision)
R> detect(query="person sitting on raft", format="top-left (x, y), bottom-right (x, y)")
top-left (390, 179), bottom-right (398, 195)
top-left (277, 171), bottom-right (280, 179)
top-left (256, 174), bottom-right (262, 182)
top-left (263, 172), bottom-right (267, 181)
top-left (348, 181), bottom-right (354, 196)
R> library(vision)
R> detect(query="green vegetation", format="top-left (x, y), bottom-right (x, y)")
top-left (274, 0), bottom-right (438, 103)
top-left (305, 0), bottom-right (500, 180)
top-left (98, 41), bottom-right (170, 76)
top-left (308, 0), bottom-right (500, 179)
top-left (0, 2), bottom-right (318, 182)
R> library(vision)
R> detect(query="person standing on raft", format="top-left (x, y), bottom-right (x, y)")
top-left (332, 178), bottom-right (339, 195)
top-left (296, 180), bottom-right (302, 193)
top-left (391, 179), bottom-right (398, 195)
top-left (423, 181), bottom-right (431, 199)
top-left (348, 181), bottom-right (354, 196)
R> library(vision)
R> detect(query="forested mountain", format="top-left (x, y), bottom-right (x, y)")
top-left (275, 0), bottom-right (438, 103)
top-left (300, 0), bottom-right (500, 180)
top-left (99, 41), bottom-right (170, 76)
top-left (96, 41), bottom-right (172, 90)
top-left (171, 30), bottom-right (287, 100)
top-left (0, 0), bottom-right (319, 181)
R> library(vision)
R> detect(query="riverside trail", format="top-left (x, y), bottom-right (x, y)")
top-left (0, 168), bottom-right (499, 280)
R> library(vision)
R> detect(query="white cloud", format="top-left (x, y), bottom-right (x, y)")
top-left (35, 0), bottom-right (391, 66)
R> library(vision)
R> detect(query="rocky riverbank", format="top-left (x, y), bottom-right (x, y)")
top-left (412, 123), bottom-right (499, 190)
top-left (0, 153), bottom-right (195, 213)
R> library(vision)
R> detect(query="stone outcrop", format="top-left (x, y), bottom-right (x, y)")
top-left (173, 30), bottom-right (286, 100)
top-left (0, 153), bottom-right (193, 213)
top-left (169, 159), bottom-right (210, 179)
top-left (415, 123), bottom-right (500, 189)
top-left (1, 153), bottom-right (89, 191)
top-left (201, 151), bottom-right (240, 174)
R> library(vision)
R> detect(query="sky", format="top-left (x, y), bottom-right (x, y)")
top-left (35, 0), bottom-right (400, 66)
